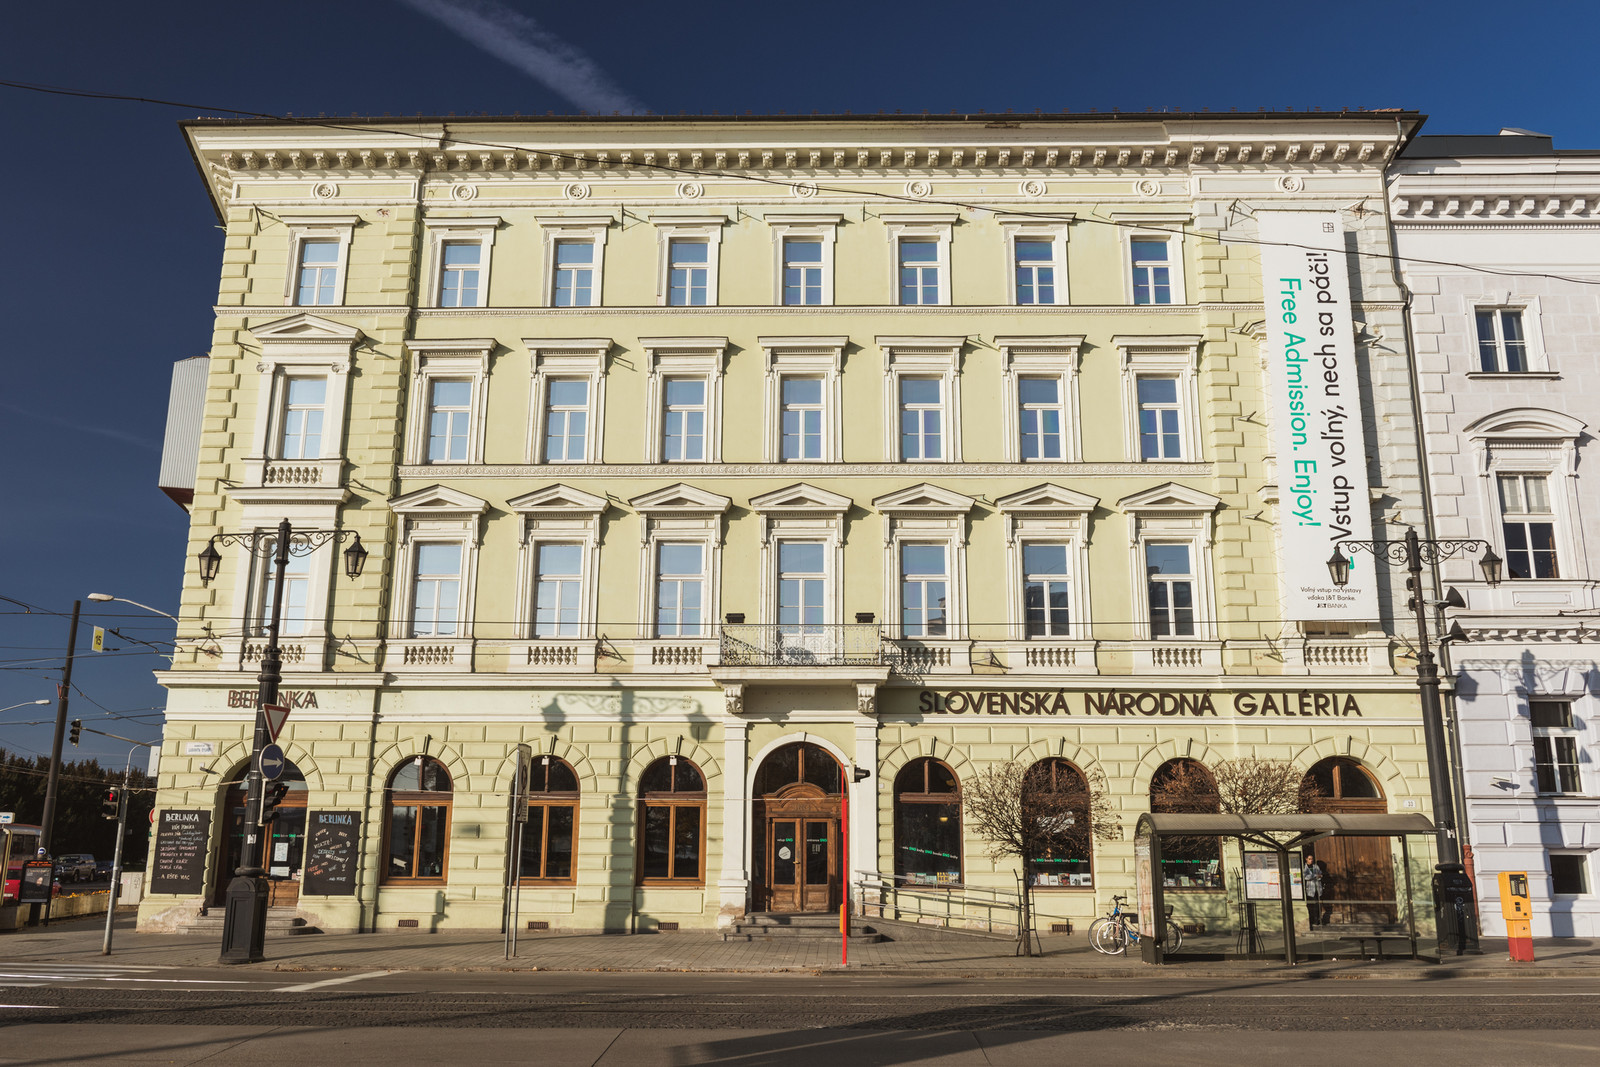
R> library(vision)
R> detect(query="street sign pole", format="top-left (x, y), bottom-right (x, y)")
top-left (101, 780), bottom-right (129, 955)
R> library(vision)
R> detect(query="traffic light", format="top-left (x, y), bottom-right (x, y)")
top-left (260, 782), bottom-right (291, 823)
top-left (69, 719), bottom-right (82, 746)
top-left (102, 788), bottom-right (120, 820)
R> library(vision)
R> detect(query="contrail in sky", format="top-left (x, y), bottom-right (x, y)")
top-left (396, 0), bottom-right (645, 114)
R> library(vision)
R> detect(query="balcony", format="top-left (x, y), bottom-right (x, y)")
top-left (720, 623), bottom-right (883, 667)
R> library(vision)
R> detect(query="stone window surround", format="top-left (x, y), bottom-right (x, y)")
top-left (1116, 335), bottom-right (1204, 463)
top-left (536, 213), bottom-right (615, 308)
top-left (507, 484), bottom-right (607, 641)
top-left (525, 337), bottom-right (612, 464)
top-left (760, 336), bottom-right (847, 463)
top-left (766, 213), bottom-right (843, 306)
top-left (629, 484), bottom-right (732, 641)
top-left (229, 500), bottom-right (343, 654)
top-left (874, 484), bottom-right (976, 640)
top-left (1112, 212), bottom-right (1189, 306)
top-left (388, 486), bottom-right (489, 641)
top-left (641, 337), bottom-right (729, 464)
top-left (237, 314), bottom-right (360, 497)
top-left (420, 215), bottom-right (501, 308)
top-left (998, 214), bottom-right (1073, 306)
top-left (749, 484), bottom-right (853, 627)
top-left (280, 214), bottom-right (357, 307)
top-left (879, 336), bottom-right (965, 463)
top-left (1464, 407), bottom-right (1588, 586)
top-left (996, 484), bottom-right (1099, 641)
top-left (1465, 295), bottom-right (1552, 377)
top-left (652, 215), bottom-right (727, 307)
top-left (997, 335), bottom-right (1085, 463)
top-left (882, 212), bottom-right (957, 307)
top-left (1120, 483), bottom-right (1222, 641)
top-left (403, 339), bottom-right (494, 466)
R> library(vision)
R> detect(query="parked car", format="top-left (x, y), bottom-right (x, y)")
top-left (54, 853), bottom-right (96, 883)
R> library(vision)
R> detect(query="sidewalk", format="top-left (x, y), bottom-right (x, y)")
top-left (6, 913), bottom-right (1598, 979)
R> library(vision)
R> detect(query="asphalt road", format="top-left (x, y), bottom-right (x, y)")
top-left (3, 969), bottom-right (1597, 1064)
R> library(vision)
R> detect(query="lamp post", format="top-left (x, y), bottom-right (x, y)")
top-left (1327, 527), bottom-right (1502, 956)
top-left (0, 699), bottom-right (52, 716)
top-left (198, 519), bottom-right (367, 964)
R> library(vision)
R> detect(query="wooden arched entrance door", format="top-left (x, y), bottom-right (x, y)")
top-left (213, 762), bottom-right (309, 908)
top-left (751, 743), bottom-right (841, 913)
top-left (1300, 757), bottom-right (1395, 923)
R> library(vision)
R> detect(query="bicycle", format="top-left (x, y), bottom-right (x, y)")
top-left (1089, 894), bottom-right (1183, 955)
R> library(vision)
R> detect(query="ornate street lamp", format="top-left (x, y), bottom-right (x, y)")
top-left (1327, 526), bottom-right (1498, 956)
top-left (198, 519), bottom-right (366, 964)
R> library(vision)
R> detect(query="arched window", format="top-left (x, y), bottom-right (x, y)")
top-left (894, 758), bottom-right (961, 886)
top-left (518, 756), bottom-right (579, 884)
top-left (754, 742), bottom-right (841, 797)
top-left (1299, 758), bottom-right (1393, 923)
top-left (1149, 758), bottom-right (1222, 890)
top-left (1300, 757), bottom-right (1383, 811)
top-left (638, 756), bottom-right (706, 885)
top-left (1023, 758), bottom-right (1093, 888)
top-left (383, 756), bottom-right (452, 883)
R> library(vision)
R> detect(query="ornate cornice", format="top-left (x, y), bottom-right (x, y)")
top-left (397, 461), bottom-right (1213, 479)
top-left (1390, 194), bottom-right (1596, 221)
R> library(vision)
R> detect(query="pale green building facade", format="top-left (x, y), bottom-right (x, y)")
top-left (144, 113), bottom-right (1436, 937)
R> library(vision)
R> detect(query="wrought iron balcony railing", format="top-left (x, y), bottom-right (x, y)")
top-left (719, 623), bottom-right (883, 667)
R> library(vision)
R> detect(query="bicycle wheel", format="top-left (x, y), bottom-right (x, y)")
top-left (1085, 916), bottom-right (1114, 947)
top-left (1092, 920), bottom-right (1127, 955)
top-left (1165, 920), bottom-right (1183, 951)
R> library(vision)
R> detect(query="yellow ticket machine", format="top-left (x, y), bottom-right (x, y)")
top-left (1498, 871), bottom-right (1534, 962)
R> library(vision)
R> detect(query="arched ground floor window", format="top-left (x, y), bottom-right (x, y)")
top-left (894, 757), bottom-right (962, 886)
top-left (638, 756), bottom-right (705, 885)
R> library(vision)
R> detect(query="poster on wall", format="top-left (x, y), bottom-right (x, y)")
top-left (149, 810), bottom-right (211, 895)
top-left (1259, 211), bottom-right (1377, 621)
top-left (1243, 850), bottom-right (1305, 901)
top-left (302, 811), bottom-right (361, 896)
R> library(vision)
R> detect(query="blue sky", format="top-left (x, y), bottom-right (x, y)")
top-left (1, 0), bottom-right (1595, 767)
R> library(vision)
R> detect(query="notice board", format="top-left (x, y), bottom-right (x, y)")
top-left (1243, 850), bottom-right (1304, 901)
top-left (150, 809), bottom-right (211, 895)
top-left (302, 811), bottom-right (361, 896)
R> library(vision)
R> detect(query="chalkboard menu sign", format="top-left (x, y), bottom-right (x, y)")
top-left (302, 811), bottom-right (361, 896)
top-left (150, 809), bottom-right (211, 895)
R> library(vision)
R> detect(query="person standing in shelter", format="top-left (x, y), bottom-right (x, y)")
top-left (1303, 854), bottom-right (1325, 928)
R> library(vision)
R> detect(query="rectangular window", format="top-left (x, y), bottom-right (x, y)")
top-left (898, 239), bottom-right (940, 305)
top-left (899, 378), bottom-right (943, 461)
top-left (668, 239), bottom-right (709, 306)
top-left (1137, 376), bottom-right (1183, 460)
top-left (783, 238), bottom-right (823, 306)
top-left (1499, 474), bottom-right (1559, 579)
top-left (553, 240), bottom-right (595, 307)
top-left (438, 241), bottom-right (482, 307)
top-left (780, 377), bottom-right (824, 460)
top-left (778, 542), bottom-right (825, 632)
top-left (427, 380), bottom-right (473, 463)
top-left (662, 378), bottom-right (707, 461)
top-left (901, 544), bottom-right (948, 637)
top-left (296, 239), bottom-right (340, 306)
top-left (278, 377), bottom-right (326, 460)
top-left (1131, 239), bottom-right (1172, 305)
top-left (543, 379), bottom-right (589, 462)
top-left (1018, 376), bottom-right (1065, 460)
top-left (1532, 700), bottom-right (1581, 795)
top-left (1551, 855), bottom-right (1591, 895)
top-left (1476, 309), bottom-right (1528, 372)
top-left (1147, 544), bottom-right (1195, 638)
top-left (534, 544), bottom-right (583, 638)
top-left (1023, 544), bottom-right (1071, 637)
top-left (411, 543), bottom-right (462, 637)
top-left (656, 543), bottom-right (706, 637)
top-left (1014, 238), bottom-right (1056, 305)
top-left (260, 545), bottom-right (312, 638)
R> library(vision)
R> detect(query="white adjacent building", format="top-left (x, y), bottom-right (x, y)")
top-left (1391, 129), bottom-right (1600, 935)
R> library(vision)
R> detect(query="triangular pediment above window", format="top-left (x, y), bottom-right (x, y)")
top-left (506, 484), bottom-right (608, 516)
top-left (995, 483), bottom-right (1100, 514)
top-left (388, 484), bottom-right (491, 516)
top-left (748, 482), bottom-right (853, 514)
top-left (250, 313), bottom-right (365, 346)
top-left (1463, 407), bottom-right (1586, 442)
top-left (629, 483), bottom-right (732, 514)
top-left (872, 483), bottom-right (977, 515)
top-left (1118, 482), bottom-right (1224, 514)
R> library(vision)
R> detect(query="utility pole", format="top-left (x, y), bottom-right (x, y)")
top-left (39, 599), bottom-right (81, 859)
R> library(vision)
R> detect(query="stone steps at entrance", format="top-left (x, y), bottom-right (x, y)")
top-left (721, 912), bottom-right (888, 943)
top-left (179, 907), bottom-right (320, 936)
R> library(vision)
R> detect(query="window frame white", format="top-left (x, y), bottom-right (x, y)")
top-left (422, 216), bottom-right (500, 309)
top-left (1469, 298), bottom-right (1547, 375)
top-left (998, 217), bottom-right (1071, 306)
top-left (767, 214), bottom-right (842, 307)
top-left (882, 213), bottom-right (956, 307)
top-left (998, 336), bottom-right (1084, 463)
top-left (873, 483), bottom-right (976, 640)
top-left (226, 500), bottom-right (341, 663)
top-left (403, 340), bottom-right (493, 466)
top-left (507, 484), bottom-right (606, 641)
top-left (249, 531), bottom-right (318, 639)
top-left (750, 483), bottom-right (852, 627)
top-left (387, 485), bottom-right (489, 642)
top-left (276, 375), bottom-right (329, 461)
top-left (526, 338), bottom-right (610, 464)
top-left (642, 337), bottom-right (728, 463)
top-left (536, 214), bottom-right (614, 308)
top-left (280, 215), bottom-right (357, 307)
top-left (1498, 472), bottom-right (1562, 580)
top-left (1460, 408), bottom-right (1588, 589)
top-left (997, 484), bottom-right (1098, 641)
top-left (653, 216), bottom-right (726, 307)
top-left (1115, 219), bottom-right (1188, 306)
top-left (879, 337), bottom-right (964, 463)
top-left (1549, 853), bottom-right (1592, 897)
top-left (235, 314), bottom-right (359, 499)
top-left (1116, 336), bottom-right (1203, 463)
top-left (629, 484), bottom-right (731, 641)
top-left (1119, 482), bottom-right (1223, 642)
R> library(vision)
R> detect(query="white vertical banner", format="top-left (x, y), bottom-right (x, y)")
top-left (1259, 211), bottom-right (1377, 620)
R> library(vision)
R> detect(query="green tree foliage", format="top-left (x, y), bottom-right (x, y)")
top-left (0, 748), bottom-right (155, 866)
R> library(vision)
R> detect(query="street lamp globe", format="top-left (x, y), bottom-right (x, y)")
top-left (1478, 546), bottom-right (1504, 587)
top-left (342, 534), bottom-right (369, 580)
top-left (1326, 546), bottom-right (1352, 588)
top-left (197, 538), bottom-right (223, 586)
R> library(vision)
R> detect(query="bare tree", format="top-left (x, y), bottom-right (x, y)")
top-left (1151, 757), bottom-right (1303, 817)
top-left (964, 758), bottom-right (1121, 956)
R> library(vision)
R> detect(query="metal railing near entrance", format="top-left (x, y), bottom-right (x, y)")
top-left (720, 623), bottom-right (882, 667)
top-left (854, 877), bottom-right (1025, 938)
